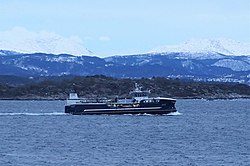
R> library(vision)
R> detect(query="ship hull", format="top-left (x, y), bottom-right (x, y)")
top-left (65, 105), bottom-right (176, 115)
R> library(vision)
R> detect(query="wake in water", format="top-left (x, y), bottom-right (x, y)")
top-left (166, 111), bottom-right (182, 116)
top-left (120, 112), bottom-right (182, 116)
top-left (0, 112), bottom-right (67, 116)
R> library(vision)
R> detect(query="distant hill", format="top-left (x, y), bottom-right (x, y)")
top-left (0, 50), bottom-right (249, 84)
top-left (0, 75), bottom-right (249, 100)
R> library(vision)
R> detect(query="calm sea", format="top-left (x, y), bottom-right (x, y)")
top-left (0, 99), bottom-right (249, 166)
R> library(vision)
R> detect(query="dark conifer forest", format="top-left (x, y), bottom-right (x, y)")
top-left (0, 75), bottom-right (249, 99)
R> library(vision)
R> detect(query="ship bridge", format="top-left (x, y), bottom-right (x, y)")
top-left (130, 83), bottom-right (151, 102)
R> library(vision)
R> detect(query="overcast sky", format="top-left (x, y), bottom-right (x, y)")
top-left (0, 0), bottom-right (249, 56)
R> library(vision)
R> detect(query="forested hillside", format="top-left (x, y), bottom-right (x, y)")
top-left (0, 75), bottom-right (249, 99)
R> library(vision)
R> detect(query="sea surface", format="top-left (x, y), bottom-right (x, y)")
top-left (0, 99), bottom-right (249, 166)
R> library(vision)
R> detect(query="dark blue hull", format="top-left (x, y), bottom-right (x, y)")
top-left (65, 104), bottom-right (177, 115)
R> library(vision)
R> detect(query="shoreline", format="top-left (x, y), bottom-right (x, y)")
top-left (1, 95), bottom-right (250, 101)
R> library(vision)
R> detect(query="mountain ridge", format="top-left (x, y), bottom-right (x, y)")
top-left (0, 50), bottom-right (249, 84)
top-left (150, 38), bottom-right (250, 56)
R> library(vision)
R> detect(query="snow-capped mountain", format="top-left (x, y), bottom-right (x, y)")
top-left (0, 36), bottom-right (250, 84)
top-left (0, 27), bottom-right (92, 56)
top-left (150, 38), bottom-right (250, 56)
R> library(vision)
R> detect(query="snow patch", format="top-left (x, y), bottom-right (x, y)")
top-left (181, 60), bottom-right (195, 69)
top-left (105, 64), bottom-right (114, 67)
top-left (212, 59), bottom-right (250, 71)
top-left (45, 56), bottom-right (83, 64)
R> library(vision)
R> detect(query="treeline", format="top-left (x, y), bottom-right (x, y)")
top-left (0, 75), bottom-right (250, 99)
